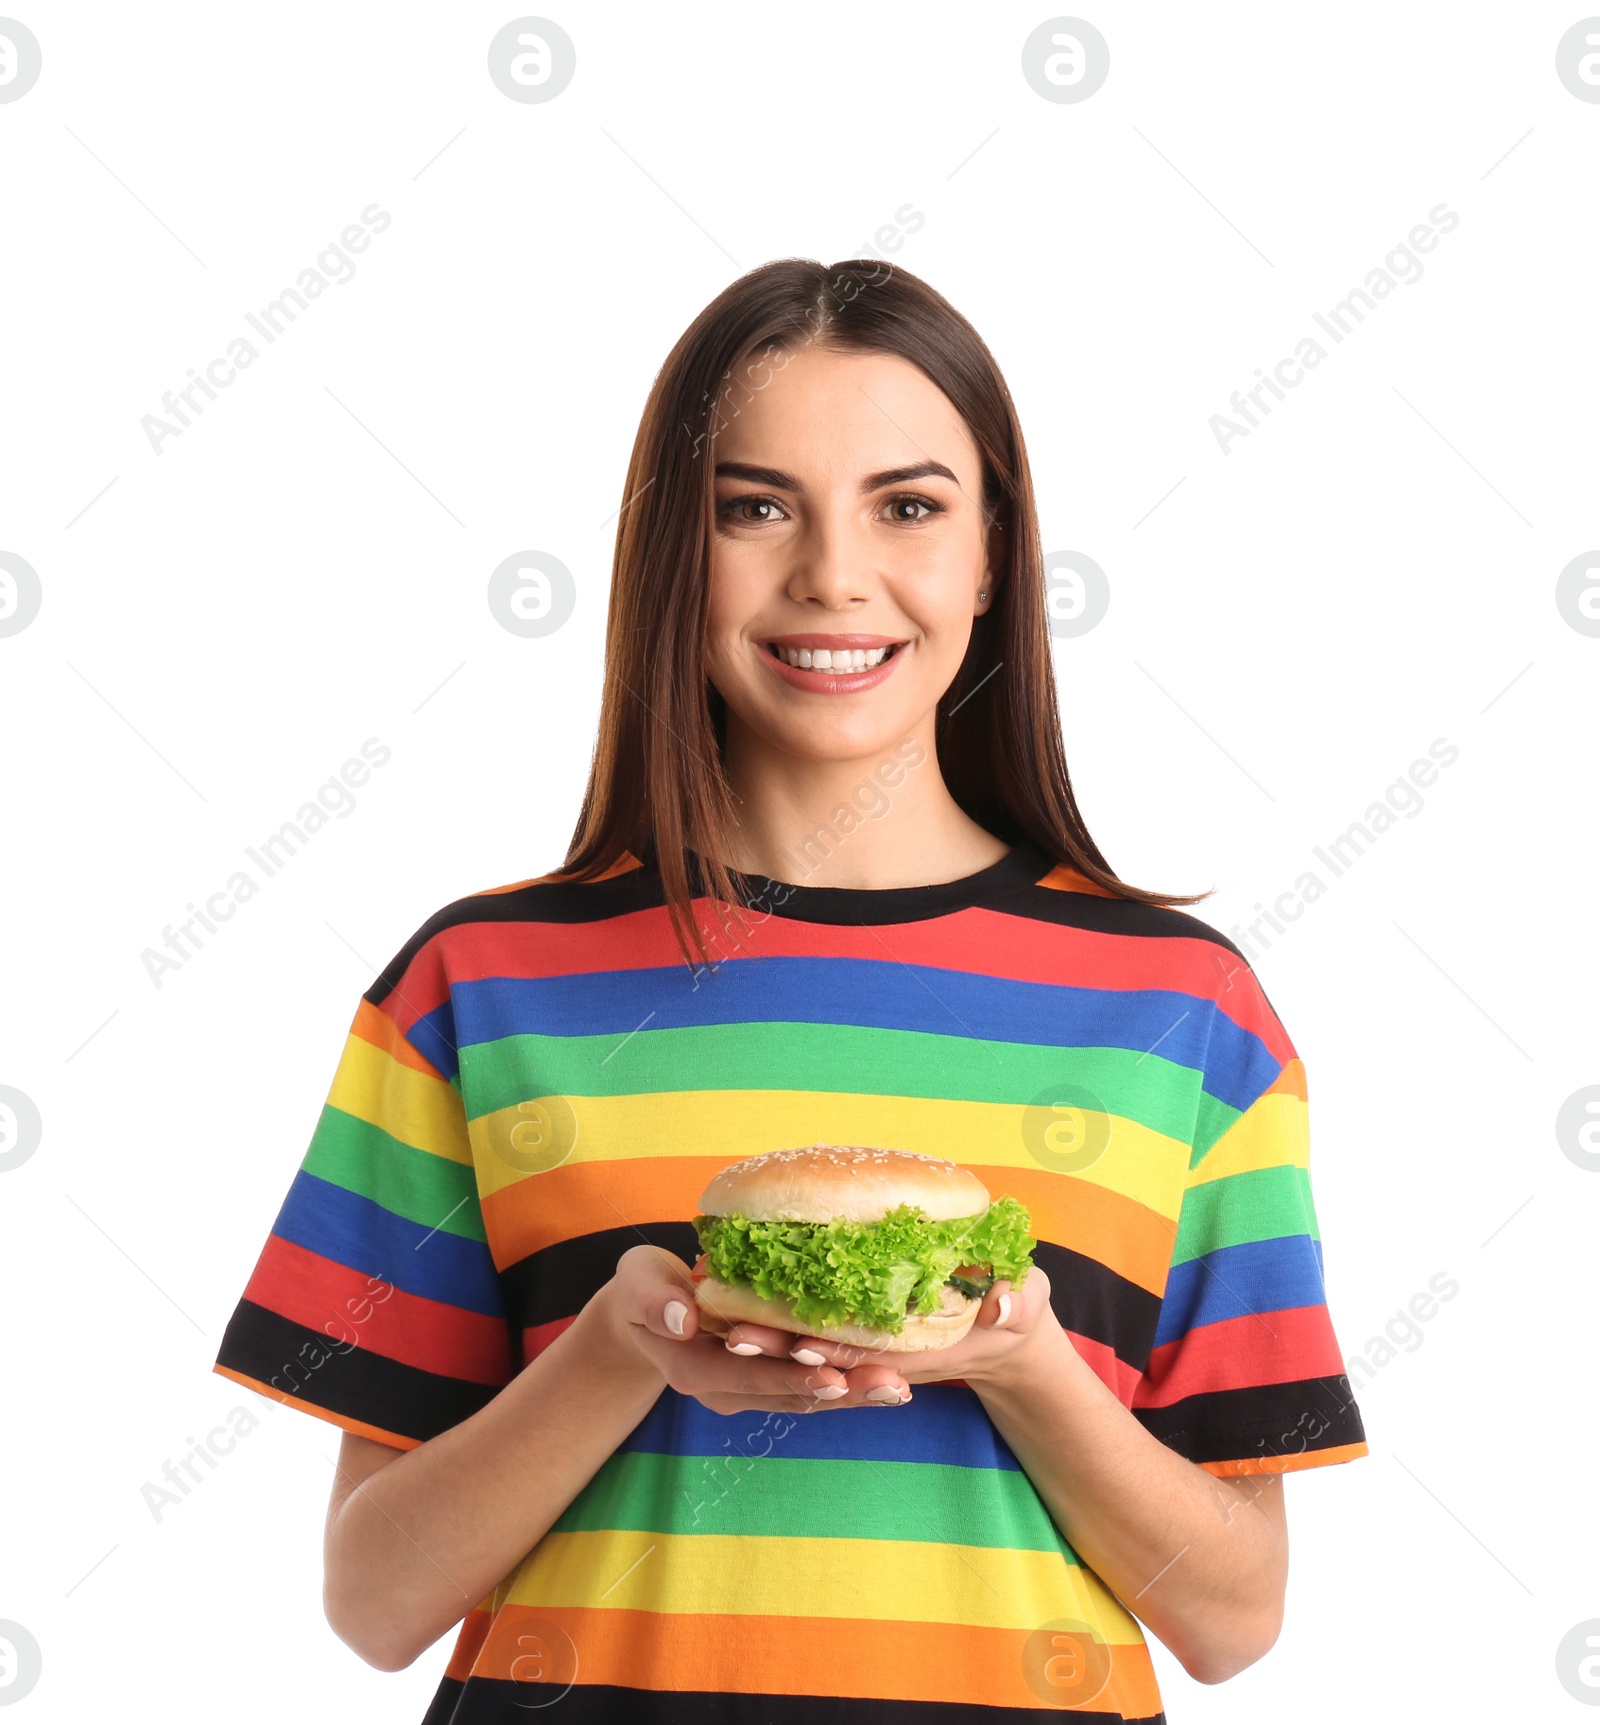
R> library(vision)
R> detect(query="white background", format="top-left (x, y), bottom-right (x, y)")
top-left (2, 2), bottom-right (1597, 1719)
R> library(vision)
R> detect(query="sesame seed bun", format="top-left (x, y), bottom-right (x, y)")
top-left (696, 1143), bottom-right (991, 1226)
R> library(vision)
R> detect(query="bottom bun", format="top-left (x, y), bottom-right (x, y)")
top-left (693, 1275), bottom-right (980, 1353)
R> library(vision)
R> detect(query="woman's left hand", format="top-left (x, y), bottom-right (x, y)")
top-left (716, 1265), bottom-right (1058, 1394)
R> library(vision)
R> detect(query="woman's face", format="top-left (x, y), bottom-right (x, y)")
top-left (704, 342), bottom-right (997, 765)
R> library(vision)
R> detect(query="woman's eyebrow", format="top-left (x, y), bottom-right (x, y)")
top-left (861, 461), bottom-right (959, 491)
top-left (714, 462), bottom-right (800, 489)
top-left (713, 459), bottom-right (960, 492)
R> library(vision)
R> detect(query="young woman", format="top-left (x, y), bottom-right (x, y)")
top-left (215, 258), bottom-right (1368, 1723)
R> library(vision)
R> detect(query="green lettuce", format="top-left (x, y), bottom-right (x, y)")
top-left (693, 1196), bottom-right (1036, 1335)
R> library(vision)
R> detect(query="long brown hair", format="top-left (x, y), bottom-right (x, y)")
top-left (561, 256), bottom-right (1210, 961)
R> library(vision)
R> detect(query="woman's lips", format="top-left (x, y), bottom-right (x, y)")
top-left (757, 638), bottom-right (907, 695)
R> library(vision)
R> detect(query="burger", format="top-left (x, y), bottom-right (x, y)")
top-left (689, 1143), bottom-right (1036, 1353)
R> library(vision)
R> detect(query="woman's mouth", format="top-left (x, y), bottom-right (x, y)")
top-left (768, 642), bottom-right (897, 674)
top-left (757, 635), bottom-right (908, 694)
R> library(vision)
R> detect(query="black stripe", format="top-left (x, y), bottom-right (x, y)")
top-left (424, 1676), bottom-right (1164, 1724)
top-left (687, 841), bottom-right (1058, 926)
top-left (994, 881), bottom-right (1247, 958)
top-left (502, 1222), bottom-right (701, 1329)
top-left (1032, 1240), bottom-right (1162, 1371)
top-left (1133, 1373), bottom-right (1367, 1466)
top-left (215, 1299), bottom-right (498, 1444)
top-left (501, 1229), bottom-right (1160, 1376)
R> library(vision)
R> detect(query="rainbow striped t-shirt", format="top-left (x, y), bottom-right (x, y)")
top-left (214, 842), bottom-right (1368, 1723)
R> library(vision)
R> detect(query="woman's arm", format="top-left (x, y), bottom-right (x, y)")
top-left (724, 1266), bottom-right (1289, 1685)
top-left (969, 1315), bottom-right (1288, 1684)
top-left (322, 1245), bottom-right (915, 1671)
top-left (322, 1292), bottom-right (660, 1673)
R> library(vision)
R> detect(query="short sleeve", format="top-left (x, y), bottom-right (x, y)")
top-left (1131, 965), bottom-right (1369, 1478)
top-left (213, 968), bottom-right (516, 1451)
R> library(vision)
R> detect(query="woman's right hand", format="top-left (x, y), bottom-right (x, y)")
top-left (598, 1243), bottom-right (914, 1415)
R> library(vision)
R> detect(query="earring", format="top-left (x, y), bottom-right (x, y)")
top-left (978, 590), bottom-right (988, 603)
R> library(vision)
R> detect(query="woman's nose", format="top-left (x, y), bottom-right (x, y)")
top-left (784, 518), bottom-right (874, 608)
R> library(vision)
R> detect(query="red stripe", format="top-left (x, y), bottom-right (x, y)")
top-left (376, 936), bottom-right (454, 1036)
top-left (1065, 1328), bottom-right (1144, 1405)
top-left (1133, 1304), bottom-right (1349, 1408)
top-left (520, 1315), bottom-right (576, 1365)
top-left (245, 1235), bottom-right (513, 1385)
top-left (392, 898), bottom-right (1291, 1056)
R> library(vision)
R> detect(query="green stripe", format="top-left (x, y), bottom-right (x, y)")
top-left (303, 1105), bottom-right (487, 1243)
top-left (1191, 1089), bottom-right (1245, 1162)
top-left (464, 1024), bottom-right (1201, 1142)
top-left (550, 1449), bottom-right (1076, 1557)
top-left (1171, 1165), bottom-right (1319, 1263)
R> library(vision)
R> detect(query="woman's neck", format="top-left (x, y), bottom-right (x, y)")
top-left (716, 717), bottom-right (1011, 890)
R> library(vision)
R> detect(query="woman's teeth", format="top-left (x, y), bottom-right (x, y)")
top-left (772, 645), bottom-right (892, 673)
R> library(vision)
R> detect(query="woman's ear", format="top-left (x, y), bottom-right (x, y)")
top-left (977, 518), bottom-right (1004, 614)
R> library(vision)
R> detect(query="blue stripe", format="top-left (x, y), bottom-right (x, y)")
top-left (406, 1014), bottom-right (461, 1083)
top-left (457, 961), bottom-right (1211, 1065)
top-left (620, 1380), bottom-right (1022, 1469)
top-left (444, 960), bottom-right (1279, 1105)
top-left (271, 1170), bottom-right (504, 1317)
top-left (1153, 1236), bottom-right (1327, 1348)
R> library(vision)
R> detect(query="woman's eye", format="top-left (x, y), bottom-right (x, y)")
top-left (885, 495), bottom-right (939, 522)
top-left (720, 496), bottom-right (784, 524)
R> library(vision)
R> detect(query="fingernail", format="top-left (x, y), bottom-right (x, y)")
top-left (996, 1293), bottom-right (1012, 1326)
top-left (664, 1300), bottom-right (687, 1336)
top-left (790, 1346), bottom-right (827, 1365)
top-left (726, 1340), bottom-right (763, 1356)
top-left (813, 1383), bottom-right (848, 1400)
top-left (866, 1386), bottom-right (911, 1405)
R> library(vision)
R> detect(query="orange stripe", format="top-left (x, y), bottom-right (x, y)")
top-left (348, 996), bottom-right (442, 1078)
top-left (484, 1156), bottom-right (1174, 1298)
top-left (1199, 1439), bottom-right (1370, 1478)
top-left (978, 1163), bottom-right (1173, 1296)
top-left (474, 851), bottom-right (645, 897)
top-left (473, 876), bottom-right (546, 896)
top-left (211, 1363), bottom-right (418, 1451)
top-left (444, 1608), bottom-right (495, 1680)
top-left (1035, 862), bottom-right (1120, 899)
top-left (1263, 1056), bottom-right (1307, 1102)
top-left (484, 1156), bottom-right (726, 1260)
top-left (465, 1603), bottom-right (1161, 1714)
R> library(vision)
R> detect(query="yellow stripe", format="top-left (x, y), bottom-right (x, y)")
top-left (470, 1089), bottom-right (1187, 1216)
top-left (1188, 1090), bottom-right (1308, 1187)
top-left (326, 1034), bottom-right (473, 1166)
top-left (499, 1528), bottom-right (1143, 1640)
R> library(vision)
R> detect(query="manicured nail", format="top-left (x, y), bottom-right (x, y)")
top-left (813, 1383), bottom-right (849, 1400)
top-left (996, 1293), bottom-right (1012, 1326)
top-left (790, 1346), bottom-right (827, 1365)
top-left (663, 1300), bottom-right (688, 1336)
top-left (726, 1340), bottom-right (763, 1355)
top-left (866, 1386), bottom-right (911, 1405)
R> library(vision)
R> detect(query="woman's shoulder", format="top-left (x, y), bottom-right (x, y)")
top-left (990, 848), bottom-right (1296, 1041)
top-left (1003, 850), bottom-right (1250, 964)
top-left (366, 854), bottom-right (657, 994)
